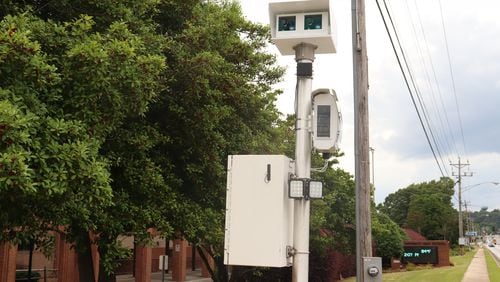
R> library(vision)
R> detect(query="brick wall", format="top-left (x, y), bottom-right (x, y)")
top-left (0, 242), bottom-right (17, 282)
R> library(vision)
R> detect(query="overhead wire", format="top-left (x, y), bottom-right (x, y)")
top-left (382, 0), bottom-right (450, 176)
top-left (437, 0), bottom-right (469, 159)
top-left (374, 0), bottom-right (446, 177)
top-left (407, 0), bottom-right (456, 160)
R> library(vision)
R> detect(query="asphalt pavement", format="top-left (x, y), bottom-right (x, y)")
top-left (486, 242), bottom-right (500, 265)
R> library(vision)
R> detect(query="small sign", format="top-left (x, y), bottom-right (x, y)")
top-left (459, 237), bottom-right (467, 246)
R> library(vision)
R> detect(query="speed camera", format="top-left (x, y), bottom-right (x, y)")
top-left (312, 88), bottom-right (342, 152)
top-left (269, 0), bottom-right (337, 55)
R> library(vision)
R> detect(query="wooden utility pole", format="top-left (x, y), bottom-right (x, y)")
top-left (352, 0), bottom-right (371, 281)
top-left (451, 158), bottom-right (472, 255)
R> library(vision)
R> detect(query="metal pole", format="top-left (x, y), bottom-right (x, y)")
top-left (352, 0), bottom-right (372, 280)
top-left (292, 42), bottom-right (316, 282)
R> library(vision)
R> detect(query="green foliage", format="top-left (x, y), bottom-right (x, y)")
top-left (310, 159), bottom-right (405, 260)
top-left (379, 177), bottom-right (458, 241)
top-left (372, 212), bottom-right (406, 259)
top-left (151, 0), bottom-right (284, 241)
top-left (1, 1), bottom-right (286, 280)
top-left (311, 166), bottom-right (356, 255)
top-left (485, 249), bottom-right (500, 281)
top-left (470, 208), bottom-right (500, 234)
top-left (379, 177), bottom-right (455, 226)
top-left (0, 14), bottom-right (113, 249)
top-left (0, 2), bottom-right (166, 273)
top-left (406, 193), bottom-right (457, 240)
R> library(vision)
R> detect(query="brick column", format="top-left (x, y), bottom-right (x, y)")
top-left (171, 239), bottom-right (187, 281)
top-left (134, 245), bottom-right (152, 282)
top-left (391, 257), bottom-right (401, 271)
top-left (0, 242), bottom-right (17, 282)
top-left (56, 233), bottom-right (79, 282)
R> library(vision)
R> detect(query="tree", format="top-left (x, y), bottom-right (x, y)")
top-left (372, 212), bottom-right (406, 259)
top-left (311, 165), bottom-right (356, 253)
top-left (1, 1), bottom-right (287, 281)
top-left (0, 4), bottom-right (167, 278)
top-left (379, 177), bottom-right (457, 241)
top-left (150, 2), bottom-right (284, 280)
top-left (0, 13), bottom-right (115, 252)
top-left (406, 194), bottom-right (456, 240)
top-left (308, 159), bottom-right (405, 279)
top-left (470, 208), bottom-right (500, 234)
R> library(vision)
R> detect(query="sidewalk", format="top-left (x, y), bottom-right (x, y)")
top-left (462, 247), bottom-right (489, 282)
top-left (117, 270), bottom-right (213, 282)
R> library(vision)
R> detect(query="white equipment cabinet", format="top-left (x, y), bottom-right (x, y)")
top-left (224, 155), bottom-right (295, 267)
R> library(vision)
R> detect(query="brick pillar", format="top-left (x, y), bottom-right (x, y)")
top-left (199, 248), bottom-right (214, 278)
top-left (0, 242), bottom-right (17, 282)
top-left (135, 245), bottom-right (152, 282)
top-left (171, 239), bottom-right (187, 281)
top-left (56, 233), bottom-right (79, 282)
top-left (391, 257), bottom-right (401, 271)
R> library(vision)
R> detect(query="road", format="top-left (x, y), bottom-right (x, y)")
top-left (485, 235), bottom-right (500, 262)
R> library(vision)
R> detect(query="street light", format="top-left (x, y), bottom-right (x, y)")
top-left (462, 181), bottom-right (499, 193)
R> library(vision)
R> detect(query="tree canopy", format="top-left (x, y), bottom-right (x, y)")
top-left (378, 177), bottom-right (458, 241)
top-left (0, 1), bottom-right (285, 280)
top-left (470, 208), bottom-right (500, 234)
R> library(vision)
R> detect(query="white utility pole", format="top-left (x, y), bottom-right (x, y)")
top-left (352, 0), bottom-right (372, 281)
top-left (451, 158), bottom-right (472, 255)
top-left (292, 43), bottom-right (316, 282)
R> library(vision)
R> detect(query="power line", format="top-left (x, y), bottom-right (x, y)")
top-left (375, 0), bottom-right (446, 177)
top-left (409, 0), bottom-right (459, 159)
top-left (381, 0), bottom-right (449, 175)
top-left (437, 0), bottom-right (468, 159)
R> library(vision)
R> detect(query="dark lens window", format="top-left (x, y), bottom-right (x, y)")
top-left (278, 16), bottom-right (296, 31)
top-left (317, 105), bottom-right (331, 137)
top-left (304, 14), bottom-right (322, 30)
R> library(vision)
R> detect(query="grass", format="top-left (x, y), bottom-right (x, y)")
top-left (485, 248), bottom-right (500, 281)
top-left (342, 250), bottom-right (476, 282)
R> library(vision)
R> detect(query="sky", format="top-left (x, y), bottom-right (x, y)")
top-left (239, 0), bottom-right (500, 211)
